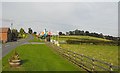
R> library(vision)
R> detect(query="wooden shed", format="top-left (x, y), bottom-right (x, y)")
top-left (0, 28), bottom-right (12, 43)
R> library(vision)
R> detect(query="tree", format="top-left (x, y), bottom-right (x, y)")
top-left (59, 32), bottom-right (62, 35)
top-left (28, 28), bottom-right (33, 34)
top-left (19, 28), bottom-right (26, 38)
top-left (69, 31), bottom-right (74, 35)
top-left (34, 31), bottom-right (37, 35)
top-left (19, 28), bottom-right (25, 34)
top-left (11, 29), bottom-right (18, 41)
top-left (85, 31), bottom-right (89, 36)
top-left (79, 30), bottom-right (84, 35)
top-left (99, 33), bottom-right (104, 38)
top-left (66, 32), bottom-right (69, 35)
top-left (75, 29), bottom-right (80, 35)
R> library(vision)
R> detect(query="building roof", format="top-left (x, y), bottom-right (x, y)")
top-left (0, 27), bottom-right (10, 33)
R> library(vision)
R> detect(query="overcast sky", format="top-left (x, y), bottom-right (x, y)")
top-left (1, 2), bottom-right (118, 36)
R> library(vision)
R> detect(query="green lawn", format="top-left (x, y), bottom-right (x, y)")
top-left (2, 44), bottom-right (81, 71)
top-left (60, 44), bottom-right (118, 66)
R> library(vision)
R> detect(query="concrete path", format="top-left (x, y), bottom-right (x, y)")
top-left (2, 34), bottom-right (34, 58)
top-left (29, 42), bottom-right (45, 44)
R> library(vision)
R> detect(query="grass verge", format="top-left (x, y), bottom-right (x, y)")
top-left (2, 44), bottom-right (81, 71)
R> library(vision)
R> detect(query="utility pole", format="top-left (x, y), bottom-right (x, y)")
top-left (11, 23), bottom-right (13, 41)
top-left (11, 23), bottom-right (13, 33)
top-left (57, 31), bottom-right (59, 42)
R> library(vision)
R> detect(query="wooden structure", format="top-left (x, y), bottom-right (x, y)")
top-left (8, 51), bottom-right (21, 67)
top-left (0, 28), bottom-right (12, 43)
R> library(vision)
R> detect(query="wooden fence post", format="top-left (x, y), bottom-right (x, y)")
top-left (92, 57), bottom-right (95, 71)
top-left (67, 51), bottom-right (70, 60)
top-left (58, 48), bottom-right (61, 54)
top-left (109, 63), bottom-right (113, 71)
top-left (73, 51), bottom-right (76, 60)
top-left (81, 54), bottom-right (83, 64)
top-left (63, 50), bottom-right (66, 57)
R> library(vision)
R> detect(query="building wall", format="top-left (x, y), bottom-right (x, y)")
top-left (0, 32), bottom-right (7, 42)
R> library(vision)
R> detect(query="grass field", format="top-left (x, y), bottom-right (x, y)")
top-left (60, 44), bottom-right (118, 66)
top-left (52, 35), bottom-right (118, 66)
top-left (2, 44), bottom-right (81, 71)
top-left (51, 35), bottom-right (112, 42)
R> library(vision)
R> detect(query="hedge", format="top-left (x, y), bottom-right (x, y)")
top-left (66, 39), bottom-right (119, 45)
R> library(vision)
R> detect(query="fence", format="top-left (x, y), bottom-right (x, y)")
top-left (46, 42), bottom-right (120, 72)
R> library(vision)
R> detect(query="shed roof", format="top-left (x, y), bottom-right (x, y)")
top-left (0, 28), bottom-right (10, 33)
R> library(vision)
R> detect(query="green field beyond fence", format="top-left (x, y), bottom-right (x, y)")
top-left (60, 44), bottom-right (118, 66)
top-left (51, 35), bottom-right (119, 67)
top-left (54, 35), bottom-right (112, 42)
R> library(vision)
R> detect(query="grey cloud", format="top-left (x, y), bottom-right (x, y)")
top-left (2, 2), bottom-right (118, 36)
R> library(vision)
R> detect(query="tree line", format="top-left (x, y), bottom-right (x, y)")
top-left (11, 28), bottom-right (34, 41)
top-left (59, 29), bottom-right (119, 41)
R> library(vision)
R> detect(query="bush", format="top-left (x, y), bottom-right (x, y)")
top-left (18, 33), bottom-right (27, 38)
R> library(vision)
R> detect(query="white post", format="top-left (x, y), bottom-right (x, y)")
top-left (110, 63), bottom-right (113, 71)
top-left (92, 57), bottom-right (95, 71)
top-left (73, 51), bottom-right (76, 63)
top-left (11, 23), bottom-right (13, 32)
